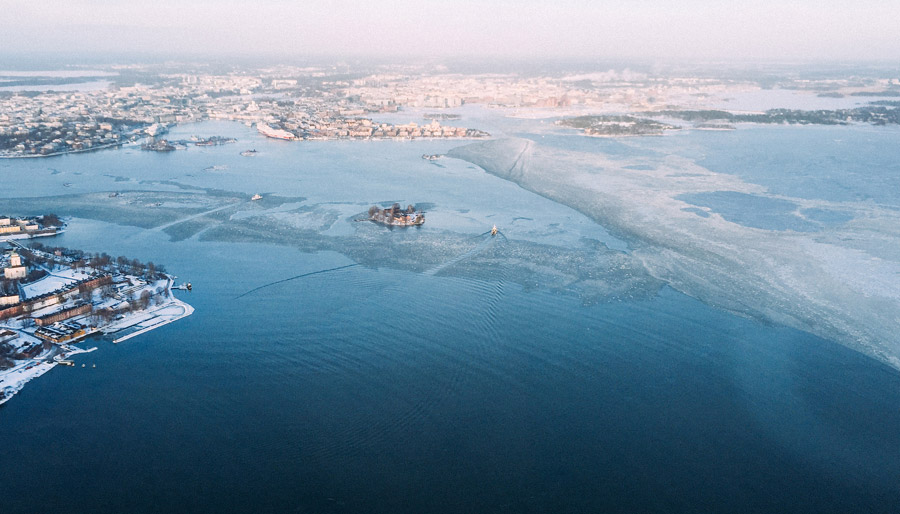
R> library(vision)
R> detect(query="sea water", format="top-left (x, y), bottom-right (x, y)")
top-left (1, 117), bottom-right (898, 513)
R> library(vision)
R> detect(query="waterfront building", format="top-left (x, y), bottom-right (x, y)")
top-left (34, 321), bottom-right (86, 344)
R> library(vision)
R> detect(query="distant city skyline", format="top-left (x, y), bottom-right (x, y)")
top-left (3, 0), bottom-right (900, 62)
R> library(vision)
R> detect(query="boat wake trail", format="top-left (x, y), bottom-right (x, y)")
top-left (235, 263), bottom-right (359, 299)
top-left (426, 230), bottom-right (511, 405)
top-left (424, 230), bottom-right (506, 276)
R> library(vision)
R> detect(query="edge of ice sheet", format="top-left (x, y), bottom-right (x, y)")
top-left (448, 138), bottom-right (900, 370)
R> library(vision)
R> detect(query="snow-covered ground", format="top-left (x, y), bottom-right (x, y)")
top-left (109, 297), bottom-right (194, 343)
top-left (0, 345), bottom-right (96, 405)
top-left (20, 267), bottom-right (94, 298)
top-left (0, 359), bottom-right (56, 405)
top-left (0, 230), bottom-right (63, 242)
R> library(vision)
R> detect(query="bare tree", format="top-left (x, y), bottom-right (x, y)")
top-left (99, 284), bottom-right (115, 299)
top-left (139, 290), bottom-right (151, 309)
top-left (40, 214), bottom-right (62, 227)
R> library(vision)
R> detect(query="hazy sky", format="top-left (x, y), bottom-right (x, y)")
top-left (3, 0), bottom-right (900, 61)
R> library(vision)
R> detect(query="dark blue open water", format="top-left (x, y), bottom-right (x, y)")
top-left (1, 120), bottom-right (899, 513)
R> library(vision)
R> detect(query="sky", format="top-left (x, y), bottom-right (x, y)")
top-left (2, 0), bottom-right (900, 62)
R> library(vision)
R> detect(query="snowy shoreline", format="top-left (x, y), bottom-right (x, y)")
top-left (0, 268), bottom-right (194, 406)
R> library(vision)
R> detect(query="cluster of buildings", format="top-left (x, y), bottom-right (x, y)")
top-left (0, 249), bottom-right (98, 351)
top-left (1, 217), bottom-right (39, 236)
top-left (0, 243), bottom-right (173, 364)
top-left (342, 73), bottom-right (755, 112)
top-left (346, 74), bottom-right (582, 110)
top-left (0, 76), bottom-right (211, 157)
top-left (0, 248), bottom-right (113, 324)
top-left (7, 63), bottom-right (899, 158)
top-left (0, 94), bottom-right (143, 156)
top-left (260, 117), bottom-right (486, 141)
top-left (0, 67), bottom-right (494, 156)
top-left (0, 215), bottom-right (61, 240)
top-left (33, 321), bottom-right (87, 345)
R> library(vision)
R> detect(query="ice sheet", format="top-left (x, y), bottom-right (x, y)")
top-left (449, 138), bottom-right (900, 369)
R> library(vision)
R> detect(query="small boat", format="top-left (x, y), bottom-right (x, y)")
top-left (491, 225), bottom-right (498, 236)
top-left (251, 194), bottom-right (263, 201)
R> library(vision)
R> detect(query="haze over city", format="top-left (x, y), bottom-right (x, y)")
top-left (4, 0), bottom-right (900, 61)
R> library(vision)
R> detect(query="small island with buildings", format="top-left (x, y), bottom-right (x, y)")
top-left (556, 115), bottom-right (680, 137)
top-left (0, 240), bottom-right (193, 405)
top-left (367, 204), bottom-right (425, 227)
top-left (0, 214), bottom-right (65, 241)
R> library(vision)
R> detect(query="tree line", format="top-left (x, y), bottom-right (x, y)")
top-left (26, 242), bottom-right (167, 280)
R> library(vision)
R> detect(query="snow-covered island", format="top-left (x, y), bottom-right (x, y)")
top-left (0, 242), bottom-right (193, 405)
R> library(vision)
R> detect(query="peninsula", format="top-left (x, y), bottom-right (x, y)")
top-left (0, 241), bottom-right (193, 405)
